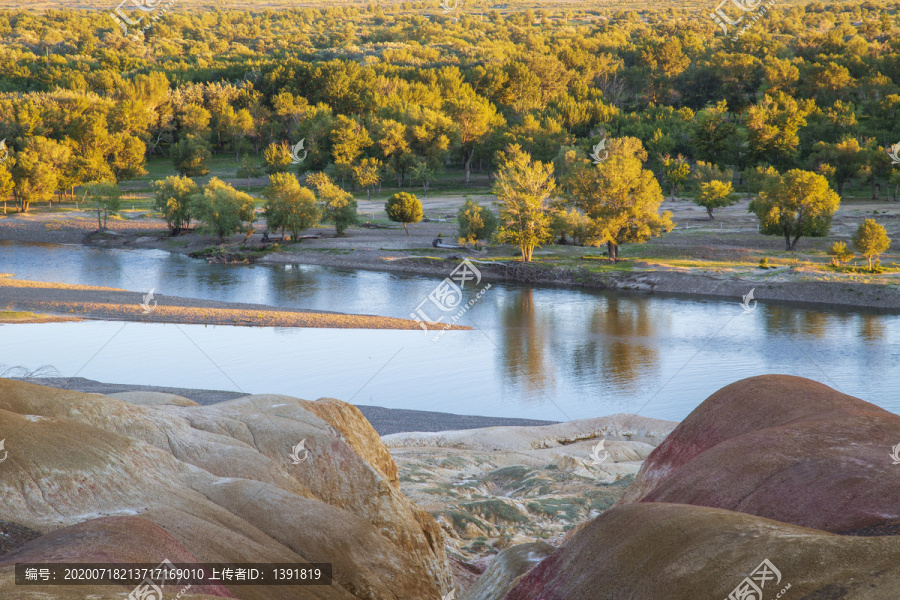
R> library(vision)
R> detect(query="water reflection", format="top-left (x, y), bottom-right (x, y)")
top-left (1, 241), bottom-right (898, 421)
top-left (498, 288), bottom-right (554, 398)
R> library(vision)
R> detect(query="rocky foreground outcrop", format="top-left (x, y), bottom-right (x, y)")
top-left (0, 379), bottom-right (452, 599)
top-left (616, 374), bottom-right (900, 534)
top-left (501, 375), bottom-right (900, 598)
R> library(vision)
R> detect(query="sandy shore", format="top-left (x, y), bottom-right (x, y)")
top-left (0, 275), bottom-right (465, 330)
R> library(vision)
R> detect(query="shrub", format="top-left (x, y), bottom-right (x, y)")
top-left (385, 192), bottom-right (423, 236)
top-left (828, 241), bottom-right (854, 267)
top-left (457, 198), bottom-right (498, 244)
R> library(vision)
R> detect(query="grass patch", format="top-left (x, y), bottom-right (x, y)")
top-left (460, 499), bottom-right (529, 524)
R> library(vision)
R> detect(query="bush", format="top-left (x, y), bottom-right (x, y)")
top-left (152, 175), bottom-right (198, 234)
top-left (172, 134), bottom-right (211, 177)
top-left (307, 172), bottom-right (358, 236)
top-left (457, 198), bottom-right (498, 244)
top-left (828, 241), bottom-right (854, 266)
top-left (551, 207), bottom-right (593, 246)
top-left (263, 173), bottom-right (321, 242)
top-left (385, 192), bottom-right (423, 236)
top-left (852, 219), bottom-right (891, 271)
top-left (191, 178), bottom-right (257, 239)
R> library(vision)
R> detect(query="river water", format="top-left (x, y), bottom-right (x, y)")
top-left (1, 241), bottom-right (897, 422)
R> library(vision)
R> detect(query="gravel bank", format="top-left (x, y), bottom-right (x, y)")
top-left (15, 377), bottom-right (558, 435)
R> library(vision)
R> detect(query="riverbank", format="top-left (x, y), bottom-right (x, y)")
top-left (2, 199), bottom-right (899, 312)
top-left (0, 275), bottom-right (464, 330)
top-left (13, 376), bottom-right (559, 434)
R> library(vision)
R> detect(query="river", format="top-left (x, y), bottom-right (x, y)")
top-left (1, 240), bottom-right (897, 422)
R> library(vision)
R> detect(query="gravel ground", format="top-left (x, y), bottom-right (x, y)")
top-left (2, 196), bottom-right (900, 312)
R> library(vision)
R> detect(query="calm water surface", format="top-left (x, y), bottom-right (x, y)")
top-left (1, 241), bottom-right (897, 422)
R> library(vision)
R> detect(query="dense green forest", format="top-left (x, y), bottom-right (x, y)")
top-left (1, 1), bottom-right (900, 212)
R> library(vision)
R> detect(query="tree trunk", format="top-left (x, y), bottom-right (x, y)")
top-left (670, 184), bottom-right (675, 200)
top-left (404, 223), bottom-right (409, 236)
top-left (790, 232), bottom-right (802, 250)
top-left (783, 228), bottom-right (792, 251)
top-left (464, 149), bottom-right (474, 184)
top-left (607, 241), bottom-right (618, 262)
top-left (707, 206), bottom-right (714, 220)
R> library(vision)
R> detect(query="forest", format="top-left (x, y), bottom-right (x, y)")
top-left (0, 0), bottom-right (899, 261)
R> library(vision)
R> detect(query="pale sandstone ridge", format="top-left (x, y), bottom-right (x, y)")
top-left (109, 390), bottom-right (201, 407)
top-left (0, 378), bottom-right (452, 599)
top-left (385, 415), bottom-right (678, 575)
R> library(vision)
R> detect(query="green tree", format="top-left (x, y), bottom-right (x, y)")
top-left (410, 158), bottom-right (436, 195)
top-left (0, 161), bottom-right (12, 214)
top-left (749, 169), bottom-right (840, 250)
top-left (83, 181), bottom-right (122, 230)
top-left (152, 175), bottom-right (198, 234)
top-left (568, 137), bottom-right (673, 262)
top-left (745, 92), bottom-right (814, 169)
top-left (853, 219), bottom-right (891, 270)
top-left (263, 173), bottom-right (321, 242)
top-left (331, 115), bottom-right (372, 185)
top-left (385, 191), bottom-right (423, 236)
top-left (172, 134), bottom-right (211, 177)
top-left (694, 180), bottom-right (739, 220)
top-left (307, 172), bottom-right (358, 236)
top-left (263, 142), bottom-right (292, 175)
top-left (691, 100), bottom-right (736, 167)
top-left (236, 155), bottom-right (263, 192)
top-left (447, 95), bottom-right (504, 184)
top-left (808, 138), bottom-right (864, 196)
top-left (352, 158), bottom-right (382, 199)
top-left (457, 197), bottom-right (498, 244)
top-left (661, 155), bottom-right (690, 200)
top-left (192, 178), bottom-right (257, 239)
top-left (493, 146), bottom-right (555, 262)
top-left (11, 141), bottom-right (58, 212)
